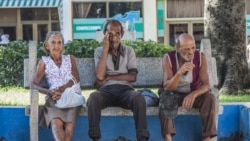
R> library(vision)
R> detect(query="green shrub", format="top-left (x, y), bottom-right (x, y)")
top-left (37, 43), bottom-right (47, 58)
top-left (0, 39), bottom-right (174, 87)
top-left (63, 39), bottom-right (174, 58)
top-left (122, 40), bottom-right (174, 57)
top-left (0, 41), bottom-right (29, 87)
top-left (64, 39), bottom-right (100, 58)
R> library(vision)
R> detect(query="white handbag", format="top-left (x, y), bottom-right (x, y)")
top-left (55, 84), bottom-right (85, 108)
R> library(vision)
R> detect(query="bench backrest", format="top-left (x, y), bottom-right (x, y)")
top-left (24, 57), bottom-right (163, 88)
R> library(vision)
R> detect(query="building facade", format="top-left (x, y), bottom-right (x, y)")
top-left (0, 0), bottom-right (61, 44)
top-left (1, 0), bottom-right (247, 47)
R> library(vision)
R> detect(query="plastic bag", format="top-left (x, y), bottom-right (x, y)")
top-left (138, 88), bottom-right (159, 107)
top-left (55, 85), bottom-right (85, 108)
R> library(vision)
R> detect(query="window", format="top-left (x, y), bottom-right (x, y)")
top-left (38, 24), bottom-right (48, 43)
top-left (169, 24), bottom-right (188, 46)
top-left (21, 8), bottom-right (49, 21)
top-left (193, 23), bottom-right (204, 49)
top-left (52, 23), bottom-right (60, 31)
top-left (23, 25), bottom-right (33, 41)
top-left (73, 2), bottom-right (142, 18)
top-left (72, 1), bottom-right (143, 40)
top-left (167, 0), bottom-right (204, 18)
top-left (51, 8), bottom-right (59, 20)
top-left (73, 3), bottom-right (106, 18)
top-left (166, 22), bottom-right (204, 48)
top-left (0, 27), bottom-right (16, 44)
top-left (109, 2), bottom-right (142, 17)
top-left (51, 8), bottom-right (60, 32)
top-left (87, 3), bottom-right (106, 18)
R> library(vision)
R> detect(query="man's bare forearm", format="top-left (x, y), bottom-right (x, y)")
top-left (189, 84), bottom-right (210, 98)
top-left (95, 52), bottom-right (108, 81)
top-left (164, 70), bottom-right (184, 91)
top-left (106, 73), bottom-right (137, 82)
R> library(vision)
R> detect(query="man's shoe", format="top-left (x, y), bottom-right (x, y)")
top-left (92, 138), bottom-right (100, 141)
top-left (138, 138), bottom-right (148, 141)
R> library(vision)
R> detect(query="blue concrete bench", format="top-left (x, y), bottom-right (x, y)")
top-left (24, 39), bottom-right (222, 141)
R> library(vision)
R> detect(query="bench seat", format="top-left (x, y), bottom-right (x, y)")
top-left (25, 105), bottom-right (224, 116)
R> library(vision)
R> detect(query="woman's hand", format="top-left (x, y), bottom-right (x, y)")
top-left (51, 89), bottom-right (62, 101)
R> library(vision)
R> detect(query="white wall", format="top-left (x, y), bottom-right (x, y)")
top-left (143, 0), bottom-right (157, 42)
top-left (61, 0), bottom-right (73, 42)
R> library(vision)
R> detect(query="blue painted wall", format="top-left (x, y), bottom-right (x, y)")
top-left (239, 105), bottom-right (250, 141)
top-left (217, 105), bottom-right (240, 141)
top-left (0, 105), bottom-right (248, 141)
top-left (0, 107), bottom-right (30, 141)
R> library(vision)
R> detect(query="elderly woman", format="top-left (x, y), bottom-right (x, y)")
top-left (31, 31), bottom-right (83, 141)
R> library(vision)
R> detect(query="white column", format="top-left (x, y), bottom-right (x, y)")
top-left (28, 41), bottom-right (38, 141)
top-left (143, 0), bottom-right (157, 42)
top-left (61, 0), bottom-right (73, 42)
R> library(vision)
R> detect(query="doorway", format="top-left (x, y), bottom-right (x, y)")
top-left (22, 24), bottom-right (48, 42)
top-left (38, 24), bottom-right (48, 43)
top-left (23, 24), bottom-right (33, 41)
top-left (165, 21), bottom-right (204, 49)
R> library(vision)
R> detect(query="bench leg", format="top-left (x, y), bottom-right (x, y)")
top-left (30, 89), bottom-right (39, 141)
top-left (211, 116), bottom-right (218, 141)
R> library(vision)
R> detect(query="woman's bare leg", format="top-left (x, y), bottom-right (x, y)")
top-left (165, 134), bottom-right (172, 141)
top-left (64, 122), bottom-right (74, 141)
top-left (203, 137), bottom-right (211, 141)
top-left (51, 118), bottom-right (65, 141)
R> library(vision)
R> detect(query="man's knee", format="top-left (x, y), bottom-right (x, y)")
top-left (128, 91), bottom-right (146, 110)
top-left (51, 118), bottom-right (64, 128)
top-left (199, 92), bottom-right (216, 117)
top-left (133, 92), bottom-right (146, 105)
top-left (204, 92), bottom-right (215, 103)
top-left (87, 91), bottom-right (101, 107)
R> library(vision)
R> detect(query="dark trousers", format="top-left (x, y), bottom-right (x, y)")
top-left (159, 91), bottom-right (217, 139)
top-left (87, 84), bottom-right (150, 140)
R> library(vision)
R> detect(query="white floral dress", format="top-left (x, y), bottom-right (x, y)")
top-left (39, 55), bottom-right (81, 128)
